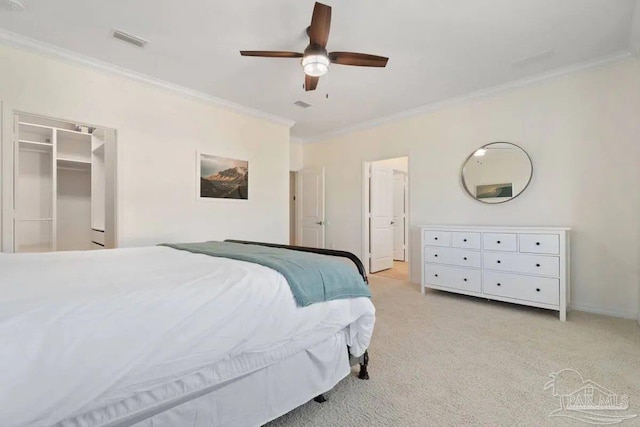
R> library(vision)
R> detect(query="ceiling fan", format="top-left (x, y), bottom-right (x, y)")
top-left (240, 2), bottom-right (389, 91)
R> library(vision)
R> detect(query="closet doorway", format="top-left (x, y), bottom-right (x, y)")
top-left (363, 156), bottom-right (409, 282)
top-left (11, 113), bottom-right (117, 253)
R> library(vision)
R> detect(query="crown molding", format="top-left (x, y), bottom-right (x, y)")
top-left (298, 50), bottom-right (635, 144)
top-left (0, 28), bottom-right (296, 128)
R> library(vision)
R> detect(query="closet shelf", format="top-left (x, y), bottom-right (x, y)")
top-left (18, 140), bottom-right (53, 152)
top-left (57, 158), bottom-right (91, 171)
top-left (57, 128), bottom-right (92, 141)
top-left (19, 139), bottom-right (52, 146)
top-left (92, 143), bottom-right (105, 155)
top-left (18, 122), bottom-right (54, 134)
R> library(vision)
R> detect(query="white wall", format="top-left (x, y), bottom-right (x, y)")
top-left (56, 168), bottom-right (92, 251)
top-left (1, 45), bottom-right (291, 249)
top-left (303, 58), bottom-right (640, 319)
top-left (290, 142), bottom-right (304, 171)
top-left (374, 157), bottom-right (409, 173)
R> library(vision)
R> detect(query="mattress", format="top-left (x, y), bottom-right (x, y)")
top-left (0, 247), bottom-right (375, 427)
top-left (110, 331), bottom-right (350, 427)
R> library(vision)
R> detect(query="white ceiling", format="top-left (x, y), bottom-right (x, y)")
top-left (0, 0), bottom-right (638, 141)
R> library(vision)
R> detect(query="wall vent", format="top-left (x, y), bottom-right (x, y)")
top-left (113, 29), bottom-right (148, 48)
top-left (294, 100), bottom-right (312, 108)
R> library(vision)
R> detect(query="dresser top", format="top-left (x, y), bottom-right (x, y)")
top-left (418, 225), bottom-right (571, 231)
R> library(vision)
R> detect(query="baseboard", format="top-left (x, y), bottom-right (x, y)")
top-left (570, 303), bottom-right (639, 320)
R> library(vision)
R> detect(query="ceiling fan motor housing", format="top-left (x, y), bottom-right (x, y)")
top-left (302, 44), bottom-right (330, 77)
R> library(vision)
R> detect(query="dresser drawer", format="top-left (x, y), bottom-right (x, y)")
top-left (519, 233), bottom-right (560, 255)
top-left (91, 229), bottom-right (105, 246)
top-left (483, 233), bottom-right (517, 252)
top-left (425, 247), bottom-right (481, 268)
top-left (451, 232), bottom-right (481, 250)
top-left (483, 252), bottom-right (559, 277)
top-left (483, 271), bottom-right (559, 306)
top-left (424, 264), bottom-right (482, 294)
top-left (424, 230), bottom-right (450, 247)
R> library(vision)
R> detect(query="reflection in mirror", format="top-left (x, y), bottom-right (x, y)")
top-left (461, 142), bottom-right (532, 204)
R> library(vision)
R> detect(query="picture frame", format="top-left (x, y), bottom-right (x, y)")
top-left (196, 151), bottom-right (249, 201)
top-left (476, 183), bottom-right (513, 199)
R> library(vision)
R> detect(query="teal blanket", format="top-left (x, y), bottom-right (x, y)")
top-left (161, 241), bottom-right (371, 307)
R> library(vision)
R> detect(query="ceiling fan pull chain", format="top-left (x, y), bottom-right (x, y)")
top-left (326, 71), bottom-right (329, 99)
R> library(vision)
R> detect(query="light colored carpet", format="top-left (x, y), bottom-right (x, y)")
top-left (268, 276), bottom-right (640, 426)
top-left (372, 261), bottom-right (409, 281)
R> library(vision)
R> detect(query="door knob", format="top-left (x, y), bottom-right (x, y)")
top-left (315, 221), bottom-right (324, 225)
top-left (391, 221), bottom-right (395, 225)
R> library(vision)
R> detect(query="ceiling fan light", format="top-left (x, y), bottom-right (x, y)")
top-left (302, 54), bottom-right (330, 77)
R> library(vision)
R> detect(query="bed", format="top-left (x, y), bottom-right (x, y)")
top-left (0, 240), bottom-right (375, 427)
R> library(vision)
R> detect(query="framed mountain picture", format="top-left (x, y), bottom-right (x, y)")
top-left (197, 152), bottom-right (248, 200)
top-left (476, 183), bottom-right (513, 199)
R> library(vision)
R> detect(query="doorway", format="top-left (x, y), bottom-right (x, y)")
top-left (363, 157), bottom-right (409, 282)
top-left (6, 112), bottom-right (117, 253)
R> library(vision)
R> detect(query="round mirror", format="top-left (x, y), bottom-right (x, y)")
top-left (461, 142), bottom-right (533, 204)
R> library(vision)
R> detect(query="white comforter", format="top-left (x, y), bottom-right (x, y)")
top-left (0, 247), bottom-right (375, 427)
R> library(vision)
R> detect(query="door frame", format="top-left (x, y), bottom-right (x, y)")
top-left (393, 170), bottom-right (408, 262)
top-left (362, 156), bottom-right (410, 276)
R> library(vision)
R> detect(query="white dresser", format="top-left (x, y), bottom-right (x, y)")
top-left (420, 225), bottom-right (570, 321)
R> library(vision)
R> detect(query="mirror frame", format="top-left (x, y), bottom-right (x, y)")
top-left (461, 142), bottom-right (533, 204)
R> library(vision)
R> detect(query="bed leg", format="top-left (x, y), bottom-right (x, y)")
top-left (358, 350), bottom-right (370, 380)
top-left (314, 394), bottom-right (327, 403)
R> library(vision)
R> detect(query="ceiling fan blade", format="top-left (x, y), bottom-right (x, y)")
top-left (329, 52), bottom-right (389, 67)
top-left (240, 51), bottom-right (303, 58)
top-left (305, 74), bottom-right (319, 91)
top-left (309, 2), bottom-right (332, 48)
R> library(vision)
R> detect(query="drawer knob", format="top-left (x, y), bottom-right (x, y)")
top-left (434, 274), bottom-right (438, 277)
top-left (536, 288), bottom-right (541, 292)
top-left (463, 257), bottom-right (467, 261)
top-left (463, 239), bottom-right (467, 242)
top-left (536, 263), bottom-right (541, 267)
top-left (536, 242), bottom-right (541, 246)
top-left (463, 278), bottom-right (467, 282)
top-left (434, 237), bottom-right (438, 240)
top-left (497, 240), bottom-right (501, 244)
top-left (434, 254), bottom-right (438, 257)
top-left (497, 260), bottom-right (501, 264)
top-left (497, 283), bottom-right (501, 286)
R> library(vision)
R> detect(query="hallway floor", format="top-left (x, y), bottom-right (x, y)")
top-left (372, 261), bottom-right (408, 281)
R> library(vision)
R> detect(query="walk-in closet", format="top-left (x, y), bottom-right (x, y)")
top-left (13, 114), bottom-right (116, 252)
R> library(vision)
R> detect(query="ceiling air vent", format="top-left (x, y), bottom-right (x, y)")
top-left (2, 0), bottom-right (26, 11)
top-left (112, 29), bottom-right (148, 48)
top-left (294, 100), bottom-right (312, 109)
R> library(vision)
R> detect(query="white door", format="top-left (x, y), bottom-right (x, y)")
top-left (393, 172), bottom-right (406, 261)
top-left (370, 164), bottom-right (394, 272)
top-left (297, 167), bottom-right (325, 248)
